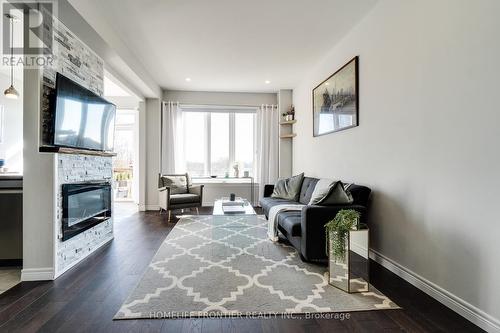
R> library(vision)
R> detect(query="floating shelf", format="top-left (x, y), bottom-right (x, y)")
top-left (279, 134), bottom-right (296, 139)
top-left (279, 120), bottom-right (297, 125)
top-left (39, 146), bottom-right (117, 157)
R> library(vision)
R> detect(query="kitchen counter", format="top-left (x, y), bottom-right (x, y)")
top-left (0, 174), bottom-right (23, 265)
top-left (0, 174), bottom-right (22, 192)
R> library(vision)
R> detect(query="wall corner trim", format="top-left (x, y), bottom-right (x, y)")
top-left (370, 249), bottom-right (500, 333)
top-left (21, 267), bottom-right (55, 281)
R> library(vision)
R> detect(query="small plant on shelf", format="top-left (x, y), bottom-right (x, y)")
top-left (325, 209), bottom-right (361, 261)
top-left (282, 105), bottom-right (295, 121)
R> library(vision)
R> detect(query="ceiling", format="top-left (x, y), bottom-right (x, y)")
top-left (71, 0), bottom-right (377, 93)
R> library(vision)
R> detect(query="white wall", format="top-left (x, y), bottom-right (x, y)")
top-left (278, 89), bottom-right (293, 178)
top-left (138, 101), bottom-right (146, 210)
top-left (23, 67), bottom-right (56, 280)
top-left (0, 74), bottom-right (23, 173)
top-left (292, 0), bottom-right (500, 330)
top-left (163, 90), bottom-right (277, 106)
top-left (144, 98), bottom-right (161, 210)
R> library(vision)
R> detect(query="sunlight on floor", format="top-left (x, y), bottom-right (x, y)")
top-left (114, 202), bottom-right (139, 222)
top-left (0, 268), bottom-right (21, 295)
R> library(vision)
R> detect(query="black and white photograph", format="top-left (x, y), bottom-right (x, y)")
top-left (313, 56), bottom-right (358, 136)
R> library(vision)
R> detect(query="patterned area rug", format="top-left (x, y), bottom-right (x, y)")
top-left (115, 215), bottom-right (398, 319)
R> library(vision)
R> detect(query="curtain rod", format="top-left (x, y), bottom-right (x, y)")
top-left (163, 101), bottom-right (278, 109)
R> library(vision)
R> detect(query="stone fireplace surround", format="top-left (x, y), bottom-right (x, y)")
top-left (36, 14), bottom-right (113, 279)
top-left (55, 154), bottom-right (114, 275)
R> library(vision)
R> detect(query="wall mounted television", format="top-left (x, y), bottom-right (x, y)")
top-left (52, 73), bottom-right (116, 152)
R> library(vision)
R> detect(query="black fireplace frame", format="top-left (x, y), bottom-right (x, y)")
top-left (62, 181), bottom-right (112, 241)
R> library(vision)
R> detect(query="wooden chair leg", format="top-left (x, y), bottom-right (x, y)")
top-left (168, 210), bottom-right (171, 222)
top-left (195, 207), bottom-right (199, 215)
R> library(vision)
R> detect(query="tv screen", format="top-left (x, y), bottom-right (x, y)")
top-left (53, 73), bottom-right (116, 152)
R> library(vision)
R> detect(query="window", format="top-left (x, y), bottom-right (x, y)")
top-left (183, 112), bottom-right (206, 176)
top-left (182, 110), bottom-right (255, 177)
top-left (235, 113), bottom-right (254, 173)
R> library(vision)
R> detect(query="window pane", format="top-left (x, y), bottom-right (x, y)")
top-left (235, 113), bottom-right (254, 176)
top-left (184, 112), bottom-right (206, 177)
top-left (210, 113), bottom-right (229, 176)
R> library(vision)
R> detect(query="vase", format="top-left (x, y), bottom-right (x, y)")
top-left (328, 226), bottom-right (369, 293)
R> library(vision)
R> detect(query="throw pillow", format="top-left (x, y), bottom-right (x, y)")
top-left (316, 180), bottom-right (353, 205)
top-left (160, 174), bottom-right (189, 194)
top-left (308, 178), bottom-right (336, 205)
top-left (271, 173), bottom-right (304, 201)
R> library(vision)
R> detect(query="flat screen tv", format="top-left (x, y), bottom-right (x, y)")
top-left (53, 73), bottom-right (116, 152)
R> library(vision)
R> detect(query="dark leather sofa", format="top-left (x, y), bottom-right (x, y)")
top-left (260, 177), bottom-right (371, 263)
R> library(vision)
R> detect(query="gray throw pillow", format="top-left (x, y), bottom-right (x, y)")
top-left (271, 173), bottom-right (304, 201)
top-left (316, 181), bottom-right (353, 205)
top-left (160, 174), bottom-right (188, 194)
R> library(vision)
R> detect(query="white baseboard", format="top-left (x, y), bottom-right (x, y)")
top-left (54, 236), bottom-right (114, 279)
top-left (21, 267), bottom-right (55, 281)
top-left (370, 249), bottom-right (500, 333)
top-left (350, 243), bottom-right (368, 259)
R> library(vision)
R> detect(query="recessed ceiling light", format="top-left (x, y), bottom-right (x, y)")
top-left (185, 77), bottom-right (191, 82)
top-left (265, 80), bottom-right (271, 84)
top-left (325, 82), bottom-right (330, 86)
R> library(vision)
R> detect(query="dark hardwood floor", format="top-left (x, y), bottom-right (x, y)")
top-left (0, 206), bottom-right (483, 333)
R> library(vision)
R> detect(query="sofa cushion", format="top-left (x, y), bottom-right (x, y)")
top-left (277, 211), bottom-right (302, 237)
top-left (271, 173), bottom-right (304, 201)
top-left (298, 177), bottom-right (319, 204)
top-left (260, 197), bottom-right (297, 215)
top-left (170, 193), bottom-right (200, 204)
top-left (316, 181), bottom-right (353, 205)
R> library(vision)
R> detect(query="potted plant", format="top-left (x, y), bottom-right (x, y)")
top-left (325, 209), bottom-right (361, 262)
top-left (287, 105), bottom-right (295, 121)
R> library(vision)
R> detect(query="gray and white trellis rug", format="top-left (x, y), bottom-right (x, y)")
top-left (115, 215), bottom-right (398, 319)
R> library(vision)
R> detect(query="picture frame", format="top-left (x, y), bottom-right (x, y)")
top-left (312, 56), bottom-right (359, 137)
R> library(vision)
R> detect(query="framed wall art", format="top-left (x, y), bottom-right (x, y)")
top-left (313, 56), bottom-right (359, 137)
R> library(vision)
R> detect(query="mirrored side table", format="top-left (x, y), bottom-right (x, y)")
top-left (328, 225), bottom-right (369, 293)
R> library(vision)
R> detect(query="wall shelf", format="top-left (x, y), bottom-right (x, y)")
top-left (279, 134), bottom-right (296, 139)
top-left (39, 146), bottom-right (117, 157)
top-left (279, 120), bottom-right (297, 125)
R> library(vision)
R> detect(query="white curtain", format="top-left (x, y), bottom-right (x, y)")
top-left (255, 104), bottom-right (279, 200)
top-left (160, 101), bottom-right (184, 174)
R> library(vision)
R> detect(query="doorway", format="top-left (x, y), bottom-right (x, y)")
top-left (113, 109), bottom-right (137, 202)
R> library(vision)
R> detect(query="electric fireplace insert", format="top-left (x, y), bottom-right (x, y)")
top-left (62, 182), bottom-right (112, 241)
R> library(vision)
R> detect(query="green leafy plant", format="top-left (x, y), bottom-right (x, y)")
top-left (325, 209), bottom-right (361, 261)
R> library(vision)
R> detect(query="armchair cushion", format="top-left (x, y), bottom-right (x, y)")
top-left (170, 193), bottom-right (200, 205)
top-left (159, 174), bottom-right (189, 194)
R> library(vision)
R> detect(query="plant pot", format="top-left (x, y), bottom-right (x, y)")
top-left (328, 226), bottom-right (370, 293)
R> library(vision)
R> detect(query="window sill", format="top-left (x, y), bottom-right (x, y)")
top-left (192, 177), bottom-right (255, 185)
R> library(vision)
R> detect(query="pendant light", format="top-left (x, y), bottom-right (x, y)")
top-left (4, 13), bottom-right (19, 99)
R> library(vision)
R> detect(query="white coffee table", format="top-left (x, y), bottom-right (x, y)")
top-left (213, 198), bottom-right (256, 216)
